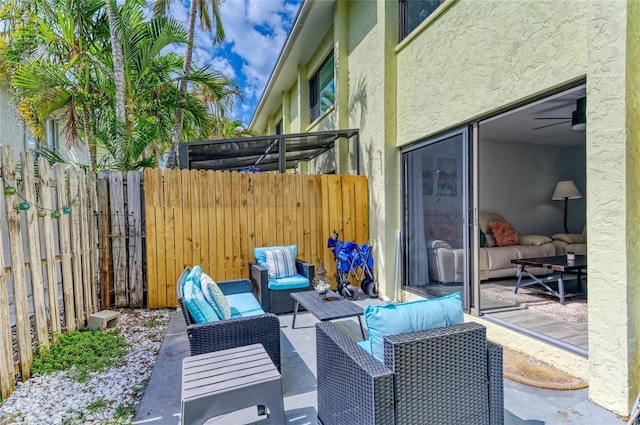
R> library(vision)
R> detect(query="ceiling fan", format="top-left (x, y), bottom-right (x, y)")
top-left (533, 97), bottom-right (586, 131)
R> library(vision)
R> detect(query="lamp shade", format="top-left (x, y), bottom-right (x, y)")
top-left (552, 180), bottom-right (582, 200)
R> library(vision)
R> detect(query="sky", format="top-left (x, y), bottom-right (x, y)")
top-left (159, 0), bottom-right (302, 126)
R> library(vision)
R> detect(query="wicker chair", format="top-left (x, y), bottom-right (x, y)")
top-left (316, 321), bottom-right (504, 425)
top-left (176, 268), bottom-right (281, 371)
top-left (249, 259), bottom-right (315, 315)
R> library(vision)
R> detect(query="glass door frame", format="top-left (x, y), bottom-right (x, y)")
top-left (400, 125), bottom-right (473, 312)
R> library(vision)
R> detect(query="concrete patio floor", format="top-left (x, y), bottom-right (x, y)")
top-left (133, 297), bottom-right (625, 425)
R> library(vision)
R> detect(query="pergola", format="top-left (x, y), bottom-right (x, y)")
top-left (178, 129), bottom-right (359, 173)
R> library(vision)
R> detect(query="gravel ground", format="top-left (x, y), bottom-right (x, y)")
top-left (0, 308), bottom-right (174, 425)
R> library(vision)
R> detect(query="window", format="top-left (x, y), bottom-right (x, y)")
top-left (275, 119), bottom-right (282, 135)
top-left (309, 52), bottom-right (334, 122)
top-left (399, 0), bottom-right (446, 41)
top-left (46, 119), bottom-right (59, 152)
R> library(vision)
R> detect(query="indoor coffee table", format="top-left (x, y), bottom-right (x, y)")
top-left (510, 255), bottom-right (587, 305)
top-left (291, 290), bottom-right (366, 339)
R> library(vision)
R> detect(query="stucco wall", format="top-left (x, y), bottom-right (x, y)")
top-left (479, 140), bottom-right (586, 236)
top-left (290, 81), bottom-right (300, 132)
top-left (627, 0), bottom-right (640, 417)
top-left (587, 0), bottom-right (639, 415)
top-left (345, 0), bottom-right (400, 298)
top-left (396, 0), bottom-right (587, 146)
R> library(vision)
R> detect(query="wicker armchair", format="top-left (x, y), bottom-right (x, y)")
top-left (316, 321), bottom-right (504, 425)
top-left (176, 268), bottom-right (281, 370)
top-left (249, 259), bottom-right (314, 314)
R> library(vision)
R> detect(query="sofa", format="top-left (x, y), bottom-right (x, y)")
top-left (478, 212), bottom-right (556, 281)
top-left (426, 212), bottom-right (556, 283)
top-left (176, 266), bottom-right (281, 370)
top-left (316, 293), bottom-right (503, 425)
top-left (552, 228), bottom-right (586, 255)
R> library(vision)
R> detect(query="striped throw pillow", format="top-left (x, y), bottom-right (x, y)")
top-left (265, 248), bottom-right (297, 279)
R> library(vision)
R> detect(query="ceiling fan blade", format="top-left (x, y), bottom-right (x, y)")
top-left (533, 120), bottom-right (570, 130)
top-left (534, 117), bottom-right (571, 120)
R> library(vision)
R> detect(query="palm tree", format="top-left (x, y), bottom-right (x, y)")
top-left (0, 0), bottom-right (110, 170)
top-left (0, 0), bottom-right (227, 171)
top-left (153, 0), bottom-right (225, 169)
top-left (104, 0), bottom-right (127, 165)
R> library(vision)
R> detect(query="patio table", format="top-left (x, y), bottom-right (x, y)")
top-left (290, 290), bottom-right (366, 339)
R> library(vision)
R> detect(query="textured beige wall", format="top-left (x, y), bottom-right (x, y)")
top-left (627, 0), bottom-right (640, 414)
top-left (586, 0), bottom-right (639, 415)
top-left (290, 81), bottom-right (300, 132)
top-left (344, 0), bottom-right (400, 299)
top-left (396, 0), bottom-right (587, 146)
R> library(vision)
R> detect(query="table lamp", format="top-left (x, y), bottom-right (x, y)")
top-left (552, 180), bottom-right (582, 233)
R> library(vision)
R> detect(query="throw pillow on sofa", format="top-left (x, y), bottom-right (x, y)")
top-left (200, 272), bottom-right (231, 320)
top-left (489, 221), bottom-right (520, 246)
top-left (266, 247), bottom-right (297, 279)
top-left (362, 292), bottom-right (464, 362)
top-left (183, 277), bottom-right (219, 324)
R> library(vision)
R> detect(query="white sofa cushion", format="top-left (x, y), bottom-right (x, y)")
top-left (552, 233), bottom-right (585, 244)
top-left (519, 234), bottom-right (553, 246)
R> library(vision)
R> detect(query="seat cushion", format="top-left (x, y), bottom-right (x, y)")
top-left (227, 293), bottom-right (265, 318)
top-left (183, 278), bottom-right (220, 324)
top-left (200, 272), bottom-right (231, 320)
top-left (363, 292), bottom-right (464, 362)
top-left (266, 247), bottom-right (297, 279)
top-left (267, 274), bottom-right (310, 290)
top-left (254, 245), bottom-right (298, 268)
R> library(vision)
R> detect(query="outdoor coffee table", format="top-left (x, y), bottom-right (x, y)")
top-left (511, 255), bottom-right (587, 305)
top-left (291, 290), bottom-right (366, 339)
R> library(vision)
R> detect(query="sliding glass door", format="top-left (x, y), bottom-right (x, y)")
top-left (401, 127), bottom-right (471, 310)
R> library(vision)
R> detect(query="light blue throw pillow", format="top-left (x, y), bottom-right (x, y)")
top-left (182, 278), bottom-right (219, 324)
top-left (200, 272), bottom-right (231, 320)
top-left (254, 245), bottom-right (298, 269)
top-left (364, 292), bottom-right (464, 362)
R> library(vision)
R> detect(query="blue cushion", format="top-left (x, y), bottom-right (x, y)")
top-left (182, 278), bottom-right (219, 323)
top-left (200, 272), bottom-right (231, 320)
top-left (227, 293), bottom-right (265, 318)
top-left (267, 274), bottom-right (310, 290)
top-left (357, 339), bottom-right (373, 356)
top-left (254, 245), bottom-right (298, 268)
top-left (177, 268), bottom-right (190, 300)
top-left (363, 292), bottom-right (464, 362)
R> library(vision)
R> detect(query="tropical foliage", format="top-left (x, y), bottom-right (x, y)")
top-left (0, 0), bottom-right (240, 171)
top-left (153, 0), bottom-right (226, 169)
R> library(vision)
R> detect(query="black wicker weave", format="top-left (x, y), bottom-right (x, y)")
top-left (249, 259), bottom-right (315, 314)
top-left (176, 268), bottom-right (281, 371)
top-left (316, 321), bottom-right (504, 425)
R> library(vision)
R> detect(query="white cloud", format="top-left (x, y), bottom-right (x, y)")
top-left (145, 0), bottom-right (299, 123)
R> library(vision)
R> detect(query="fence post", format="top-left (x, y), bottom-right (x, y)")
top-left (2, 145), bottom-right (32, 379)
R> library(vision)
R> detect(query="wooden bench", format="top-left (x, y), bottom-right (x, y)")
top-left (181, 343), bottom-right (285, 424)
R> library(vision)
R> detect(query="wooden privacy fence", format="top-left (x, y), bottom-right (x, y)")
top-left (144, 169), bottom-right (369, 308)
top-left (96, 171), bottom-right (144, 309)
top-left (0, 146), bottom-right (98, 399)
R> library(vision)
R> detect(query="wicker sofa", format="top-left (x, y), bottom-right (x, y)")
top-left (249, 245), bottom-right (314, 314)
top-left (176, 267), bottom-right (281, 370)
top-left (316, 321), bottom-right (504, 425)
